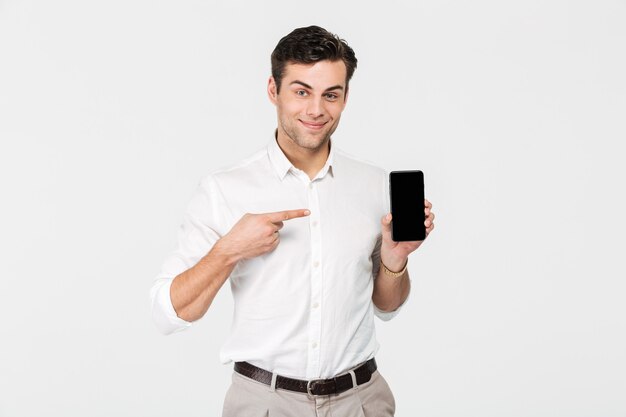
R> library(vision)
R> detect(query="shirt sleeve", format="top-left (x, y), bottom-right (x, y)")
top-left (150, 175), bottom-right (226, 335)
top-left (370, 168), bottom-right (410, 322)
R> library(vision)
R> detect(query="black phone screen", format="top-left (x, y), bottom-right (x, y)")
top-left (389, 170), bottom-right (425, 241)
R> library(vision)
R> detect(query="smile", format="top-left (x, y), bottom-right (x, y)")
top-left (299, 120), bottom-right (327, 130)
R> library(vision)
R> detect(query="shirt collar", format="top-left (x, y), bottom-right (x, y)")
top-left (267, 131), bottom-right (336, 181)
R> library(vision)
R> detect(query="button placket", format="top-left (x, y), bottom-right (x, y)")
top-left (306, 180), bottom-right (323, 378)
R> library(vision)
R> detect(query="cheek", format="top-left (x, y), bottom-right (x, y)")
top-left (328, 101), bottom-right (345, 116)
top-left (328, 106), bottom-right (344, 122)
top-left (278, 100), bottom-right (303, 118)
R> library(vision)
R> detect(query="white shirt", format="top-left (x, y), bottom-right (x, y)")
top-left (150, 136), bottom-right (409, 379)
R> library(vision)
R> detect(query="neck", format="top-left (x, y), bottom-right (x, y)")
top-left (275, 131), bottom-right (330, 180)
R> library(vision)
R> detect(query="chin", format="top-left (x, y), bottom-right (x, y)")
top-left (302, 135), bottom-right (330, 150)
top-left (286, 130), bottom-right (325, 148)
top-left (281, 122), bottom-right (333, 151)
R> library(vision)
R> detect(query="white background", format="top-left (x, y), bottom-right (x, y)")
top-left (1, 0), bottom-right (625, 416)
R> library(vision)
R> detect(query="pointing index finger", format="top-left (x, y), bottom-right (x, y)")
top-left (266, 209), bottom-right (310, 223)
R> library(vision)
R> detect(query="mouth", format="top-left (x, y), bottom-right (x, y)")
top-left (299, 120), bottom-right (327, 130)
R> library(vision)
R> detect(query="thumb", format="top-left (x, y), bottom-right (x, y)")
top-left (381, 213), bottom-right (392, 235)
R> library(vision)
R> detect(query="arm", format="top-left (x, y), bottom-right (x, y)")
top-left (169, 209), bottom-right (311, 323)
top-left (170, 239), bottom-right (239, 322)
top-left (371, 199), bottom-right (435, 312)
top-left (372, 256), bottom-right (411, 312)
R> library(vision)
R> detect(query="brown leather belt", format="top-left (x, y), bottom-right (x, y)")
top-left (233, 358), bottom-right (377, 396)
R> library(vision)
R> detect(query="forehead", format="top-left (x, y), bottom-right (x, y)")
top-left (281, 60), bottom-right (347, 89)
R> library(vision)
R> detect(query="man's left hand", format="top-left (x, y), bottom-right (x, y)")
top-left (379, 199), bottom-right (435, 271)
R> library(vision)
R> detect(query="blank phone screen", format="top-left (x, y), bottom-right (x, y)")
top-left (389, 170), bottom-right (425, 241)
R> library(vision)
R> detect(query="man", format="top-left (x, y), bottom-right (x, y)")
top-left (151, 25), bottom-right (435, 417)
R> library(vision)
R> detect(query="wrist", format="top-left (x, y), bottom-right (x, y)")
top-left (380, 254), bottom-right (407, 272)
top-left (212, 238), bottom-right (241, 267)
top-left (380, 258), bottom-right (408, 277)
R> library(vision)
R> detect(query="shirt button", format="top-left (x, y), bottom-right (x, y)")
top-left (312, 342), bottom-right (318, 348)
top-left (309, 183), bottom-right (314, 189)
top-left (313, 261), bottom-right (320, 268)
top-left (312, 220), bottom-right (318, 227)
top-left (312, 302), bottom-right (319, 309)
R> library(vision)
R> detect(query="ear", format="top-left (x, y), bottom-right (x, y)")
top-left (267, 76), bottom-right (278, 105)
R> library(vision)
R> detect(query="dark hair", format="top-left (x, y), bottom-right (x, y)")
top-left (271, 25), bottom-right (358, 93)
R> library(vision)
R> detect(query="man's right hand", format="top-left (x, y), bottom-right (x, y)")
top-left (218, 209), bottom-right (310, 261)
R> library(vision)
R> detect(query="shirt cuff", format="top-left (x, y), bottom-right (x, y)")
top-left (150, 278), bottom-right (192, 335)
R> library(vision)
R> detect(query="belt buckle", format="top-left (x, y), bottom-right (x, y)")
top-left (306, 379), bottom-right (322, 397)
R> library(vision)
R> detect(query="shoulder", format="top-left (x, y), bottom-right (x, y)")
top-left (333, 146), bottom-right (389, 214)
top-left (199, 145), bottom-right (269, 186)
top-left (334, 146), bottom-right (387, 178)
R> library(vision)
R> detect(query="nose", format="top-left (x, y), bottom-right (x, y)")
top-left (306, 97), bottom-right (324, 119)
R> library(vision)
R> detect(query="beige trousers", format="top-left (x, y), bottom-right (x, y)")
top-left (221, 368), bottom-right (396, 417)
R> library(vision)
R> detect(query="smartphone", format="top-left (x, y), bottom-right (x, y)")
top-left (389, 170), bottom-right (426, 241)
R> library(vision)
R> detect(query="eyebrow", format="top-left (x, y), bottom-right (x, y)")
top-left (290, 80), bottom-right (344, 92)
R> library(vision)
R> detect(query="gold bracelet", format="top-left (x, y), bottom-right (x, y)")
top-left (380, 259), bottom-right (408, 278)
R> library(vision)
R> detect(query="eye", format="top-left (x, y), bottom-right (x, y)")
top-left (325, 93), bottom-right (339, 101)
top-left (296, 90), bottom-right (308, 97)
